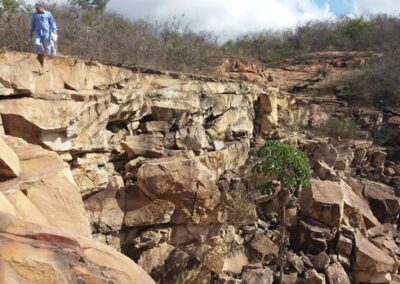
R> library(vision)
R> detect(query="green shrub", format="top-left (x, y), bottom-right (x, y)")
top-left (252, 141), bottom-right (311, 195)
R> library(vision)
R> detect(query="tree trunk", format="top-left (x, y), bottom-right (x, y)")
top-left (278, 188), bottom-right (289, 284)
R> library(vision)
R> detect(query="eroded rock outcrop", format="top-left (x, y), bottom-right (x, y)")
top-left (0, 135), bottom-right (153, 284)
top-left (0, 135), bottom-right (19, 177)
top-left (0, 51), bottom-right (267, 283)
top-left (2, 50), bottom-right (400, 283)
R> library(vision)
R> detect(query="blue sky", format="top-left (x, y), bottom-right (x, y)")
top-left (315, 0), bottom-right (353, 15)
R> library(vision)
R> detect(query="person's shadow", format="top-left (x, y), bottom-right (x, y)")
top-left (36, 54), bottom-right (44, 67)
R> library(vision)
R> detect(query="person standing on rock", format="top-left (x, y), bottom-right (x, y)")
top-left (30, 2), bottom-right (57, 57)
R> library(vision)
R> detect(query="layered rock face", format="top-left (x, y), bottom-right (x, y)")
top-left (0, 135), bottom-right (154, 283)
top-left (0, 51), bottom-right (266, 283)
top-left (2, 50), bottom-right (400, 284)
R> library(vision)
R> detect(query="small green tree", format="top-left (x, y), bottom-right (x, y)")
top-left (252, 141), bottom-right (311, 284)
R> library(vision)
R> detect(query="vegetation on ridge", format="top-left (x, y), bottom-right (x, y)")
top-left (1, 0), bottom-right (400, 108)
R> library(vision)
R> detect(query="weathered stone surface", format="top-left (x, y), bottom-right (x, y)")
top-left (299, 179), bottom-right (344, 228)
top-left (355, 272), bottom-right (392, 284)
top-left (287, 252), bottom-right (304, 274)
top-left (309, 252), bottom-right (331, 272)
top-left (293, 218), bottom-right (335, 254)
top-left (335, 151), bottom-right (354, 172)
top-left (84, 175), bottom-right (125, 234)
top-left (388, 116), bottom-right (400, 126)
top-left (141, 121), bottom-right (170, 133)
top-left (304, 269), bottom-right (326, 284)
top-left (300, 179), bottom-right (380, 230)
top-left (176, 125), bottom-right (210, 151)
top-left (314, 160), bottom-right (338, 181)
top-left (342, 180), bottom-right (380, 229)
top-left (122, 135), bottom-right (165, 158)
top-left (124, 199), bottom-right (175, 227)
top-left (0, 135), bottom-right (20, 177)
top-left (256, 87), bottom-right (282, 132)
top-left (0, 209), bottom-right (154, 284)
top-left (0, 93), bottom-right (142, 152)
top-left (241, 267), bottom-right (274, 284)
top-left (0, 51), bottom-right (133, 95)
top-left (137, 157), bottom-right (222, 224)
top-left (0, 52), bottom-right (262, 154)
top-left (249, 231), bottom-right (279, 261)
top-left (325, 263), bottom-right (350, 284)
top-left (282, 272), bottom-right (298, 284)
top-left (353, 147), bottom-right (368, 165)
top-left (0, 136), bottom-right (91, 237)
top-left (0, 191), bottom-right (16, 216)
top-left (222, 247), bottom-right (248, 274)
top-left (371, 150), bottom-right (387, 168)
top-left (337, 234), bottom-right (353, 258)
top-left (138, 242), bottom-right (176, 274)
top-left (199, 140), bottom-right (250, 178)
top-left (72, 153), bottom-right (112, 196)
top-left (360, 180), bottom-right (400, 223)
top-left (354, 232), bottom-right (397, 279)
top-left (304, 141), bottom-right (338, 168)
top-left (0, 130), bottom-right (152, 284)
top-left (218, 51), bottom-right (380, 91)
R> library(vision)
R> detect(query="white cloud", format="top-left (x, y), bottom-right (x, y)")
top-left (353, 0), bottom-right (400, 16)
top-left (107, 0), bottom-right (336, 37)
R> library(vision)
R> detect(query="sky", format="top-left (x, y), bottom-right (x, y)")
top-left (32, 0), bottom-right (400, 37)
top-left (105, 0), bottom-right (400, 36)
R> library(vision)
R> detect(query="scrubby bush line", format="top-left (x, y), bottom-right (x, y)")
top-left (2, 0), bottom-right (400, 75)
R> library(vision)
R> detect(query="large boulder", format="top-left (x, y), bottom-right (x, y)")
top-left (300, 179), bottom-right (381, 229)
top-left (122, 134), bottom-right (165, 158)
top-left (0, 136), bottom-right (91, 237)
top-left (199, 140), bottom-right (250, 178)
top-left (299, 179), bottom-right (344, 228)
top-left (354, 232), bottom-right (398, 283)
top-left (0, 212), bottom-right (154, 284)
top-left (84, 175), bottom-right (126, 235)
top-left (0, 135), bottom-right (20, 177)
top-left (360, 180), bottom-right (400, 223)
top-left (304, 140), bottom-right (338, 168)
top-left (325, 262), bottom-right (350, 284)
top-left (176, 125), bottom-right (210, 151)
top-left (342, 180), bottom-right (381, 229)
top-left (248, 231), bottom-right (279, 261)
top-left (0, 136), bottom-right (154, 284)
top-left (292, 218), bottom-right (335, 254)
top-left (136, 157), bottom-right (223, 224)
top-left (124, 199), bottom-right (175, 227)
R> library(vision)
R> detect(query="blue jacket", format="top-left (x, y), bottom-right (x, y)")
top-left (30, 10), bottom-right (57, 36)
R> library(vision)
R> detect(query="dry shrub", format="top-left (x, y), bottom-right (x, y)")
top-left (226, 182), bottom-right (258, 228)
top-left (0, 4), bottom-right (222, 73)
top-left (344, 51), bottom-right (400, 108)
top-left (313, 117), bottom-right (361, 139)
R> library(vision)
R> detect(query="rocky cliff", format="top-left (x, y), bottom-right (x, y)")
top-left (1, 50), bottom-right (400, 284)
